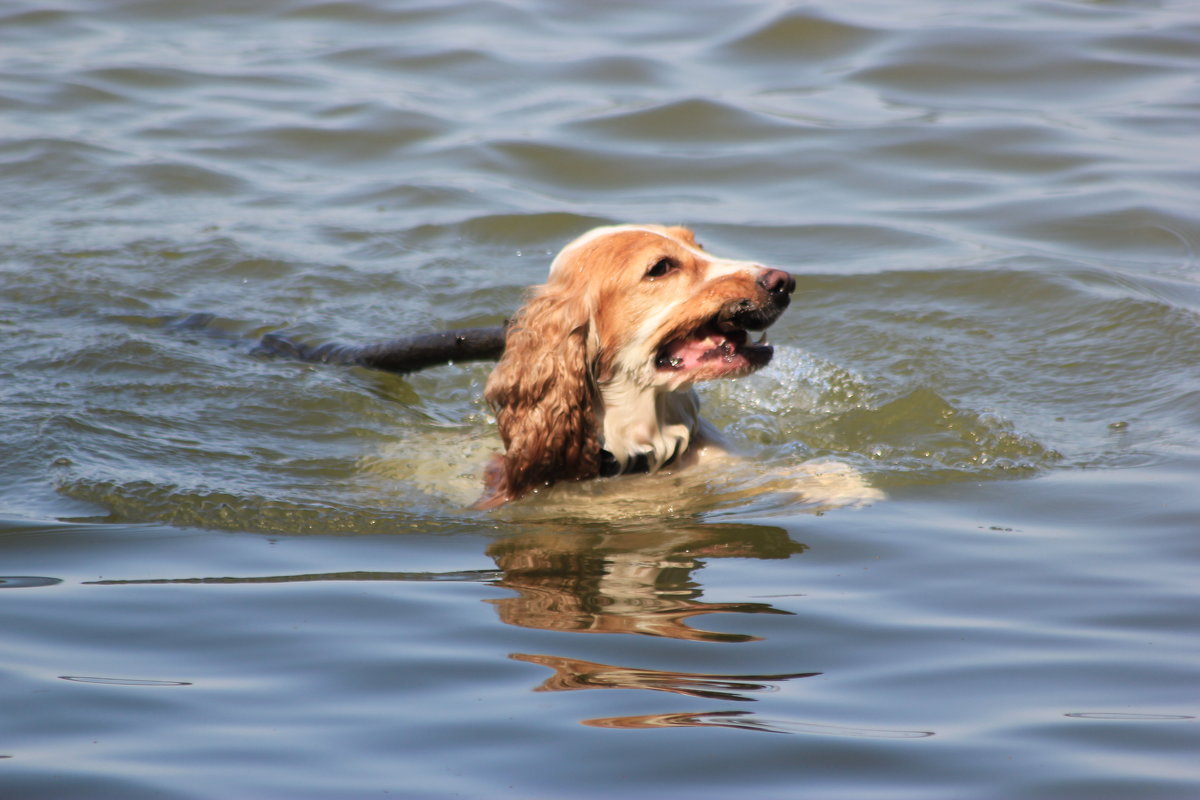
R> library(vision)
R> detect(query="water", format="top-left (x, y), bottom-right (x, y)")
top-left (2, 0), bottom-right (1198, 797)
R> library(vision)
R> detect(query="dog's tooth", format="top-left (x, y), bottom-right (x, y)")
top-left (655, 354), bottom-right (684, 369)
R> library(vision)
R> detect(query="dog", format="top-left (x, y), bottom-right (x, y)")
top-left (475, 224), bottom-right (796, 509)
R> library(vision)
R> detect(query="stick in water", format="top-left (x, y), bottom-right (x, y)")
top-left (257, 326), bottom-right (508, 374)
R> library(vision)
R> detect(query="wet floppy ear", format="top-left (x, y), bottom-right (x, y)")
top-left (663, 226), bottom-right (699, 248)
top-left (476, 290), bottom-right (602, 507)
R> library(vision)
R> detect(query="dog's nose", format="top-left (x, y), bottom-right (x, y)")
top-left (758, 268), bottom-right (795, 296)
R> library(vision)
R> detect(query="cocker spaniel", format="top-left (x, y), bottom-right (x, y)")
top-left (476, 224), bottom-right (796, 509)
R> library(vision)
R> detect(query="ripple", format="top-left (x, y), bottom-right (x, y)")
top-left (82, 66), bottom-right (207, 91)
top-left (58, 476), bottom-right (471, 535)
top-left (85, 570), bottom-right (500, 586)
top-left (52, 81), bottom-right (130, 108)
top-left (856, 28), bottom-right (1180, 108)
top-left (718, 9), bottom-right (883, 65)
top-left (127, 162), bottom-right (249, 196)
top-left (59, 676), bottom-right (192, 687)
top-left (712, 345), bottom-right (1060, 486)
top-left (482, 138), bottom-right (792, 197)
top-left (189, 112), bottom-right (451, 168)
top-left (815, 387), bottom-right (1060, 481)
top-left (0, 576), bottom-right (62, 589)
top-left (513, 654), bottom-right (818, 702)
top-left (1065, 712), bottom-right (1195, 721)
top-left (566, 98), bottom-right (805, 145)
top-left (284, 1), bottom-right (447, 25)
top-left (551, 54), bottom-right (666, 89)
top-left (583, 710), bottom-right (935, 738)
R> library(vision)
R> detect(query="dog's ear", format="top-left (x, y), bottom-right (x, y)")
top-left (475, 291), bottom-right (602, 507)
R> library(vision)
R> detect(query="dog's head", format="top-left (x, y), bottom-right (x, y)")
top-left (547, 224), bottom-right (794, 390)
top-left (478, 224), bottom-right (794, 507)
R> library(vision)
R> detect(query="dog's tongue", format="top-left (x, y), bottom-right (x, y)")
top-left (657, 325), bottom-right (748, 370)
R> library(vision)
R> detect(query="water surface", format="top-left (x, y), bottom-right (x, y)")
top-left (2, 1), bottom-right (1198, 798)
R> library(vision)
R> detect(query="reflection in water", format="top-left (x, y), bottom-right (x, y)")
top-left (487, 524), bottom-right (899, 735)
top-left (78, 522), bottom-right (933, 738)
top-left (485, 523), bottom-right (805, 642)
top-left (85, 569), bottom-right (501, 585)
top-left (583, 710), bottom-right (934, 738)
top-left (512, 653), bottom-right (817, 702)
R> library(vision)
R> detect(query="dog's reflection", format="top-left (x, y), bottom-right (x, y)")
top-left (490, 523), bottom-right (837, 730)
top-left (485, 523), bottom-right (805, 642)
top-left (511, 652), bottom-right (817, 702)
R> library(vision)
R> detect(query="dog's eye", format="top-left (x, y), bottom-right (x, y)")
top-left (645, 258), bottom-right (677, 280)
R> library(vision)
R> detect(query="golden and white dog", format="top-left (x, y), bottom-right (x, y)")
top-left (476, 224), bottom-right (797, 509)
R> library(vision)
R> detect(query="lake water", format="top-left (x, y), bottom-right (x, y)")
top-left (2, 0), bottom-right (1197, 797)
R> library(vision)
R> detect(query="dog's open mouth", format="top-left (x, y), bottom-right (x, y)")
top-left (654, 321), bottom-right (774, 378)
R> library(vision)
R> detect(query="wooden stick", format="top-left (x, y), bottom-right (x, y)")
top-left (257, 325), bottom-right (507, 374)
